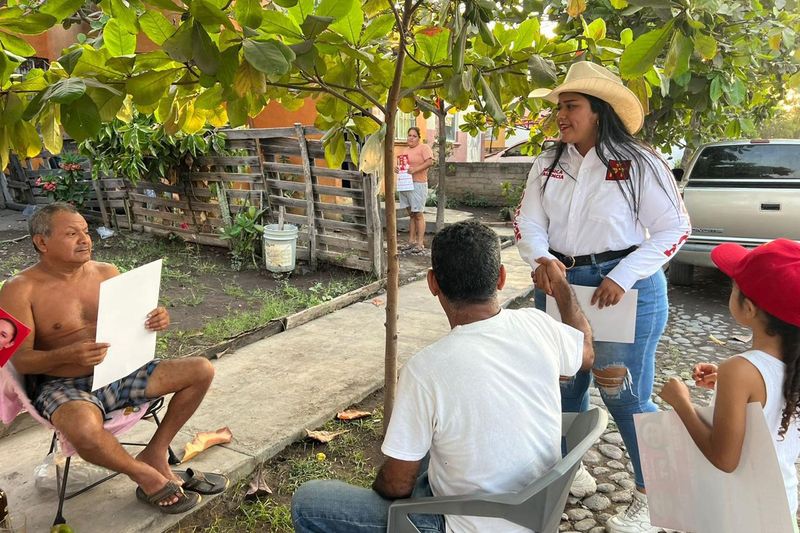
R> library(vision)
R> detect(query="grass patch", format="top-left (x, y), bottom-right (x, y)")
top-left (201, 298), bottom-right (296, 344)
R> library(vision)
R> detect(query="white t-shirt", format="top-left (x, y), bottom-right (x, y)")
top-left (381, 308), bottom-right (584, 533)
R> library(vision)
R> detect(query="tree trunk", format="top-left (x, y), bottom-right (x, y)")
top-left (382, 2), bottom-right (412, 432)
top-left (436, 105), bottom-right (447, 230)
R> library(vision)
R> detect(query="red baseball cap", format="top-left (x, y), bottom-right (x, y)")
top-left (711, 239), bottom-right (800, 327)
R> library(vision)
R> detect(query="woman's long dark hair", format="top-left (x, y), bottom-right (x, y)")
top-left (541, 93), bottom-right (676, 219)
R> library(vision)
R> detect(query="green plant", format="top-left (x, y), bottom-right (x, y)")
top-left (78, 112), bottom-right (227, 185)
top-left (425, 186), bottom-right (458, 208)
top-left (219, 206), bottom-right (266, 271)
top-left (37, 153), bottom-right (92, 208)
top-left (459, 191), bottom-right (490, 208)
top-left (499, 181), bottom-right (526, 221)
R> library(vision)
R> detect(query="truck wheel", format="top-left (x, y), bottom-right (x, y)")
top-left (668, 262), bottom-right (694, 286)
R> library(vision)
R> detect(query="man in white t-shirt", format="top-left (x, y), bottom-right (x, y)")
top-left (291, 221), bottom-right (594, 533)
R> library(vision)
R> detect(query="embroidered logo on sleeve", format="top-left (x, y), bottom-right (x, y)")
top-left (663, 231), bottom-right (690, 257)
top-left (606, 160), bottom-right (631, 181)
top-left (541, 168), bottom-right (564, 180)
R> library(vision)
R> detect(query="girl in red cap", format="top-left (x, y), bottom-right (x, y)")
top-left (660, 238), bottom-right (800, 529)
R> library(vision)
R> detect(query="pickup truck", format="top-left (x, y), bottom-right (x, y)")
top-left (669, 139), bottom-right (800, 285)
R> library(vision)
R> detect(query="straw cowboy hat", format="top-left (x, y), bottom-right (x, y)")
top-left (530, 61), bottom-right (644, 135)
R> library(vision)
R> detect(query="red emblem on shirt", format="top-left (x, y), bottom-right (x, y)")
top-left (606, 160), bottom-right (631, 181)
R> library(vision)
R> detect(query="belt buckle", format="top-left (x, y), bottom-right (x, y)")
top-left (563, 255), bottom-right (576, 270)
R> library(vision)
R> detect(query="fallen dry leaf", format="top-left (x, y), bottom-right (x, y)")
top-left (337, 409), bottom-right (372, 421)
top-left (244, 466), bottom-right (273, 502)
top-left (182, 426), bottom-right (233, 462)
top-left (709, 334), bottom-right (727, 346)
top-left (371, 298), bottom-right (384, 307)
top-left (731, 334), bottom-right (753, 343)
top-left (306, 429), bottom-right (349, 443)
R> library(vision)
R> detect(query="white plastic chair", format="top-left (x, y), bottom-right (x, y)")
top-left (387, 408), bottom-right (609, 533)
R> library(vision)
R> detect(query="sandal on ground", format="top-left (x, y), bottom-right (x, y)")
top-left (410, 246), bottom-right (429, 256)
top-left (399, 242), bottom-right (415, 251)
top-left (173, 468), bottom-right (230, 495)
top-left (135, 480), bottom-right (201, 514)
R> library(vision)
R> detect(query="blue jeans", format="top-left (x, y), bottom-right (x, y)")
top-left (292, 469), bottom-right (445, 533)
top-left (535, 258), bottom-right (668, 488)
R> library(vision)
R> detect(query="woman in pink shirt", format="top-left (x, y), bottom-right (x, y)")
top-left (398, 127), bottom-right (434, 254)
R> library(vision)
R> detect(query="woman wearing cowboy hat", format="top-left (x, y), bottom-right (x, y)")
top-left (515, 61), bottom-right (691, 533)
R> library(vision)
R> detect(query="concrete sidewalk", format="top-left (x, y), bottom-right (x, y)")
top-left (0, 244), bottom-right (533, 533)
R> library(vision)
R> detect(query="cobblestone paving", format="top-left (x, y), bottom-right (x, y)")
top-left (556, 268), bottom-right (754, 533)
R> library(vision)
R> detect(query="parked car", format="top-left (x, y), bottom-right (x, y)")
top-left (484, 140), bottom-right (558, 162)
top-left (668, 139), bottom-right (800, 285)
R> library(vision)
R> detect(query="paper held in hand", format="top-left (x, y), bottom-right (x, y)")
top-left (396, 154), bottom-right (414, 192)
top-left (92, 260), bottom-right (163, 391)
top-left (635, 404), bottom-right (793, 533)
top-left (545, 284), bottom-right (637, 343)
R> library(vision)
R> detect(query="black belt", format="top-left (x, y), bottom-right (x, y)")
top-left (549, 246), bottom-right (637, 269)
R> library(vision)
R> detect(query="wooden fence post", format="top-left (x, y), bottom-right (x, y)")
top-left (294, 123), bottom-right (317, 270)
top-left (363, 172), bottom-right (384, 277)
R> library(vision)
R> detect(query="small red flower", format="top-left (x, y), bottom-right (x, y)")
top-left (180, 222), bottom-right (190, 230)
top-left (35, 177), bottom-right (42, 186)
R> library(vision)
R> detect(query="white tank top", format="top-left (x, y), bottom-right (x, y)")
top-left (738, 350), bottom-right (800, 516)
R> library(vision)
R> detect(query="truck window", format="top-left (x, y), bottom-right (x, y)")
top-left (691, 145), bottom-right (800, 181)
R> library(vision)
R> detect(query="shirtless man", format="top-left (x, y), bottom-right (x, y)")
top-left (0, 202), bottom-right (219, 513)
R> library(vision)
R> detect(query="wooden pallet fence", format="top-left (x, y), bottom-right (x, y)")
top-left (226, 126), bottom-right (383, 276)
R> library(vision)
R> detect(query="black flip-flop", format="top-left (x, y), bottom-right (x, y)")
top-left (136, 480), bottom-right (201, 514)
top-left (173, 468), bottom-right (230, 495)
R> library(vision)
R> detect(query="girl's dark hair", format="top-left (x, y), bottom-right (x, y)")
top-left (738, 291), bottom-right (800, 437)
top-left (407, 126), bottom-right (421, 137)
top-left (0, 318), bottom-right (18, 345)
top-left (541, 93), bottom-right (676, 219)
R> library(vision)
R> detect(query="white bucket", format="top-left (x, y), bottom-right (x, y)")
top-left (263, 224), bottom-right (299, 273)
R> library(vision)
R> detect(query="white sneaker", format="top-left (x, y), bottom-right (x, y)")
top-left (569, 462), bottom-right (597, 498)
top-left (605, 490), bottom-right (658, 533)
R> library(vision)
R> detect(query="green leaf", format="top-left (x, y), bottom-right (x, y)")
top-left (189, 0), bottom-right (234, 31)
top-left (260, 11), bottom-right (303, 38)
top-left (619, 20), bottom-right (674, 79)
top-left (11, 120), bottom-right (42, 158)
top-left (323, 129), bottom-right (346, 169)
top-left (352, 115), bottom-right (380, 136)
top-left (60, 94), bottom-right (101, 142)
top-left (127, 68), bottom-right (179, 106)
top-left (162, 20), bottom-right (194, 62)
top-left (513, 17), bottom-right (540, 51)
top-left (479, 75), bottom-right (505, 125)
top-left (104, 18), bottom-right (137, 56)
top-left (40, 0), bottom-right (85, 21)
top-left (106, 0), bottom-right (139, 34)
top-left (196, 84), bottom-right (224, 109)
top-left (664, 31), bottom-right (692, 78)
top-left (233, 60), bottom-right (266, 97)
top-left (692, 32), bottom-right (717, 60)
top-left (226, 96), bottom-right (249, 127)
top-left (192, 22), bottom-right (220, 75)
top-left (288, 0), bottom-right (314, 25)
top-left (528, 55), bottom-right (557, 87)
top-left (58, 48), bottom-right (84, 75)
top-left (620, 28), bottom-right (633, 46)
top-left (416, 27), bottom-right (450, 65)
top-left (40, 104), bottom-right (63, 154)
top-left (242, 39), bottom-right (294, 81)
top-left (362, 14), bottom-right (394, 44)
top-left (72, 47), bottom-right (123, 78)
top-left (609, 0), bottom-right (629, 8)
top-left (48, 77), bottom-right (88, 103)
top-left (723, 77), bottom-right (746, 106)
top-left (139, 11), bottom-right (176, 46)
top-left (274, 0), bottom-right (298, 6)
top-left (0, 31), bottom-right (37, 56)
top-left (234, 0), bottom-right (261, 28)
top-left (330, 0), bottom-right (363, 45)
top-left (709, 76), bottom-right (722, 102)
top-left (0, 93), bottom-right (24, 126)
top-left (87, 87), bottom-right (124, 121)
top-left (0, 11), bottom-right (56, 34)
top-left (316, 0), bottom-right (355, 22)
top-left (583, 17), bottom-right (607, 41)
top-left (301, 15), bottom-right (334, 39)
top-left (626, 77), bottom-right (649, 115)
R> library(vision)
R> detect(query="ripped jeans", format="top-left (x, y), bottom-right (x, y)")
top-left (535, 258), bottom-right (668, 488)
